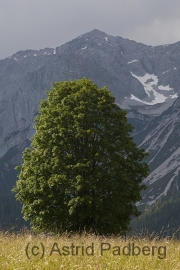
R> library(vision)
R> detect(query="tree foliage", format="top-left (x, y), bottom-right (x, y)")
top-left (13, 78), bottom-right (149, 235)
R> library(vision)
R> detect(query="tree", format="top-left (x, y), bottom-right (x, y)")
top-left (13, 78), bottom-right (149, 235)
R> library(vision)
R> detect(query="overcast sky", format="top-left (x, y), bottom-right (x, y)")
top-left (1, 0), bottom-right (180, 60)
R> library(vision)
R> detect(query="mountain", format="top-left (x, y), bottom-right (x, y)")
top-left (1, 29), bottom-right (180, 158)
top-left (133, 97), bottom-right (180, 209)
top-left (131, 186), bottom-right (180, 235)
top-left (0, 29), bottom-right (180, 229)
top-left (130, 97), bottom-right (180, 233)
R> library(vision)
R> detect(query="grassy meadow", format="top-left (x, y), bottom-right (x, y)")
top-left (0, 229), bottom-right (180, 270)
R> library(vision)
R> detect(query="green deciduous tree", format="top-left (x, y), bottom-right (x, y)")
top-left (13, 78), bottom-right (149, 235)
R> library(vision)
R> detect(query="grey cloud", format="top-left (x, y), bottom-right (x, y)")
top-left (1, 0), bottom-right (180, 59)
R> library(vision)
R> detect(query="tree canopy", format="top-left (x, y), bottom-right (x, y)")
top-left (13, 78), bottom-right (149, 235)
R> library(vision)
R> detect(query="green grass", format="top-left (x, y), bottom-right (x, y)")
top-left (0, 229), bottom-right (180, 269)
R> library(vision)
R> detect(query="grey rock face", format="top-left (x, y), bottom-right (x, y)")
top-left (0, 29), bottom-right (179, 158)
top-left (133, 97), bottom-right (180, 209)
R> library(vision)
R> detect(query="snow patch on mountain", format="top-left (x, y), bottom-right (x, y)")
top-left (144, 147), bottom-right (180, 185)
top-left (138, 113), bottom-right (178, 151)
top-left (130, 72), bottom-right (176, 105)
top-left (128, 60), bottom-right (138, 64)
top-left (146, 168), bottom-right (179, 206)
top-left (170, 93), bottom-right (178, 98)
top-left (159, 85), bottom-right (173, 91)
